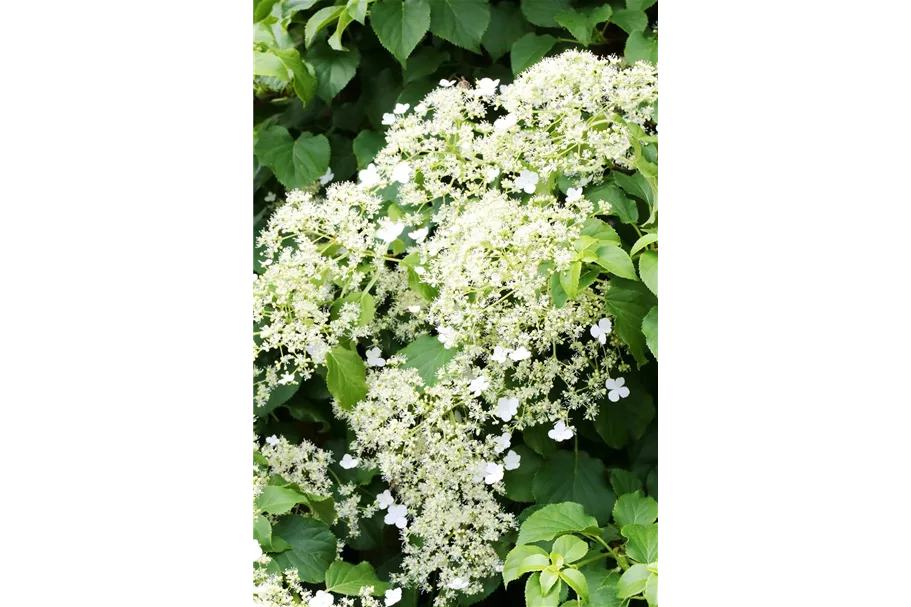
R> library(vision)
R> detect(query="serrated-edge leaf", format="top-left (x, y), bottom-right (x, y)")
top-left (503, 544), bottom-right (548, 587)
top-left (558, 568), bottom-right (589, 602)
top-left (516, 502), bottom-right (599, 545)
top-left (324, 560), bottom-right (390, 596)
top-left (612, 491), bottom-right (658, 528)
top-left (429, 0), bottom-right (490, 53)
top-left (641, 305), bottom-right (657, 360)
top-left (617, 563), bottom-right (651, 599)
top-left (325, 346), bottom-right (367, 409)
top-left (371, 0), bottom-right (432, 63)
top-left (630, 233), bottom-right (658, 256)
top-left (398, 334), bottom-right (458, 386)
top-left (596, 245), bottom-right (638, 281)
top-left (510, 32), bottom-right (557, 75)
top-left (638, 250), bottom-right (657, 296)
top-left (305, 6), bottom-right (346, 47)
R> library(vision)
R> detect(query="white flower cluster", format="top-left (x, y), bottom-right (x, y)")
top-left (253, 51), bottom-right (657, 605)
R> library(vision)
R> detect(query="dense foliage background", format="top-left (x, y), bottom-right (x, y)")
top-left (254, 2), bottom-right (657, 606)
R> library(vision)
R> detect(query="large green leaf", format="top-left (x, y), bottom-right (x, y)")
top-left (371, 0), bottom-right (432, 63)
top-left (429, 0), bottom-right (490, 54)
top-left (559, 568), bottom-right (589, 602)
top-left (255, 485), bottom-right (309, 515)
top-left (551, 535), bottom-right (588, 563)
top-left (596, 245), bottom-right (638, 280)
top-left (609, 469), bottom-right (642, 496)
top-left (516, 502), bottom-right (599, 545)
top-left (308, 43), bottom-right (361, 102)
top-left (644, 572), bottom-right (658, 605)
top-left (305, 6), bottom-right (346, 47)
top-left (584, 568), bottom-right (625, 607)
top-left (403, 47), bottom-right (450, 83)
top-left (612, 492), bottom-right (658, 528)
top-left (520, 0), bottom-right (571, 28)
top-left (625, 30), bottom-right (658, 65)
top-left (293, 133), bottom-right (331, 186)
top-left (482, 1), bottom-right (532, 61)
top-left (613, 172), bottom-right (654, 208)
top-left (503, 545), bottom-right (547, 587)
top-left (604, 277), bottom-right (656, 366)
top-left (594, 387), bottom-right (655, 449)
top-left (510, 33), bottom-right (556, 75)
top-left (398, 334), bottom-right (458, 386)
top-left (586, 183), bottom-right (639, 224)
top-left (533, 451), bottom-right (616, 525)
top-left (621, 523), bottom-right (658, 564)
top-left (641, 305), bottom-right (657, 360)
top-left (610, 9), bottom-right (648, 35)
top-left (555, 6), bottom-right (612, 47)
top-left (325, 346), bottom-right (368, 410)
top-left (271, 515), bottom-right (337, 583)
top-left (504, 445), bottom-right (542, 502)
top-left (254, 50), bottom-right (292, 82)
top-left (324, 560), bottom-right (390, 596)
top-left (270, 47), bottom-right (318, 105)
top-left (353, 130), bottom-right (386, 169)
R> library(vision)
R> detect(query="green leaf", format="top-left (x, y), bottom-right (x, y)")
top-left (525, 573), bottom-right (561, 607)
top-left (584, 569), bottom-right (625, 607)
top-left (278, 52), bottom-right (317, 109)
top-left (510, 33), bottom-right (557, 75)
top-left (533, 451), bottom-right (616, 525)
top-left (604, 277), bottom-right (656, 366)
top-left (638, 250), bottom-right (657, 296)
top-left (586, 183), bottom-right (639, 224)
top-left (398, 334), bottom-right (458, 386)
top-left (324, 560), bottom-right (390, 596)
top-left (328, 10), bottom-right (354, 50)
top-left (305, 6), bottom-right (345, 47)
top-left (630, 233), bottom-right (658, 256)
top-left (622, 523), bottom-right (658, 564)
top-left (371, 0), bottom-right (432, 63)
top-left (644, 572), bottom-right (658, 605)
top-left (627, 0), bottom-right (657, 9)
top-left (596, 246), bottom-right (638, 281)
top-left (255, 485), bottom-right (310, 515)
top-left (256, 127), bottom-right (330, 190)
top-left (613, 492), bottom-right (658, 527)
top-left (617, 564), bottom-right (651, 599)
top-left (254, 0), bottom-right (280, 22)
top-left (552, 535), bottom-right (588, 563)
top-left (271, 515), bottom-right (337, 583)
top-left (516, 502), bottom-right (599, 545)
top-left (523, 423), bottom-right (559, 456)
top-left (554, 11), bottom-right (592, 46)
top-left (609, 469), bottom-right (642, 496)
top-left (346, 0), bottom-right (369, 24)
top-left (324, 346), bottom-right (367, 410)
top-left (504, 445), bottom-right (543, 502)
top-left (580, 218), bottom-right (621, 246)
top-left (503, 544), bottom-right (548, 587)
top-left (254, 514), bottom-right (273, 548)
top-left (308, 43), bottom-right (361, 103)
top-left (353, 130), bottom-right (386, 169)
top-left (594, 386), bottom-right (655, 449)
top-left (613, 172), bottom-right (654, 208)
top-left (254, 51), bottom-right (291, 82)
top-left (625, 30), bottom-right (658, 65)
top-left (550, 271), bottom-right (569, 309)
top-left (482, 1), bottom-right (533, 62)
top-left (303, 492), bottom-right (337, 525)
top-left (559, 260), bottom-right (581, 299)
top-left (541, 568), bottom-right (560, 595)
top-left (641, 306), bottom-right (657, 359)
top-left (330, 292), bottom-right (375, 326)
top-left (429, 0), bottom-right (490, 54)
top-left (558, 568), bottom-right (589, 602)
top-left (520, 0), bottom-right (571, 28)
top-left (611, 9), bottom-right (648, 34)
top-left (254, 377), bottom-right (301, 416)
top-left (517, 553), bottom-right (550, 576)
top-left (403, 47), bottom-right (450, 83)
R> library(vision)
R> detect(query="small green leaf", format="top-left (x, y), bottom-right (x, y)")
top-left (398, 334), bottom-right (458, 386)
top-left (550, 272), bottom-right (569, 309)
top-left (644, 572), bottom-right (658, 605)
top-left (540, 568), bottom-right (560, 595)
top-left (552, 535), bottom-right (588, 563)
top-left (596, 245), bottom-right (638, 280)
top-left (520, 0), bottom-right (571, 28)
top-left (613, 172), bottom-right (654, 208)
top-left (271, 47), bottom-right (319, 105)
top-left (580, 218), bottom-right (621, 245)
top-left (510, 33), bottom-right (557, 75)
top-left (630, 233), bottom-right (658, 256)
top-left (503, 545), bottom-right (548, 587)
top-left (558, 568), bottom-right (589, 602)
top-left (328, 10), bottom-right (354, 50)
top-left (325, 346), bottom-right (367, 410)
top-left (271, 515), bottom-right (337, 583)
top-left (305, 6), bottom-right (345, 47)
top-left (638, 250), bottom-right (657, 296)
top-left (642, 306), bottom-right (657, 360)
top-left (525, 573), bottom-right (561, 606)
top-left (622, 523), bottom-right (658, 564)
top-left (559, 261), bottom-right (581, 299)
top-left (586, 183), bottom-right (639, 224)
top-left (610, 469), bottom-right (642, 496)
top-left (255, 485), bottom-right (310, 515)
top-left (353, 130), bottom-right (386, 169)
top-left (324, 560), bottom-right (390, 596)
top-left (584, 569), bottom-right (624, 607)
top-left (308, 43), bottom-right (361, 102)
top-left (429, 0), bottom-right (490, 54)
top-left (611, 9), bottom-right (648, 34)
top-left (516, 502), bottom-right (600, 545)
top-left (371, 0), bottom-right (432, 63)
top-left (617, 563), bottom-right (651, 598)
top-left (604, 277), bottom-right (657, 366)
top-left (517, 553), bottom-right (550, 576)
top-left (533, 451), bottom-right (616, 525)
top-left (483, 1), bottom-right (532, 62)
top-left (613, 492), bottom-right (658, 527)
top-left (254, 51), bottom-right (291, 81)
top-left (346, 0), bottom-right (369, 24)
top-left (254, 514), bottom-right (273, 547)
